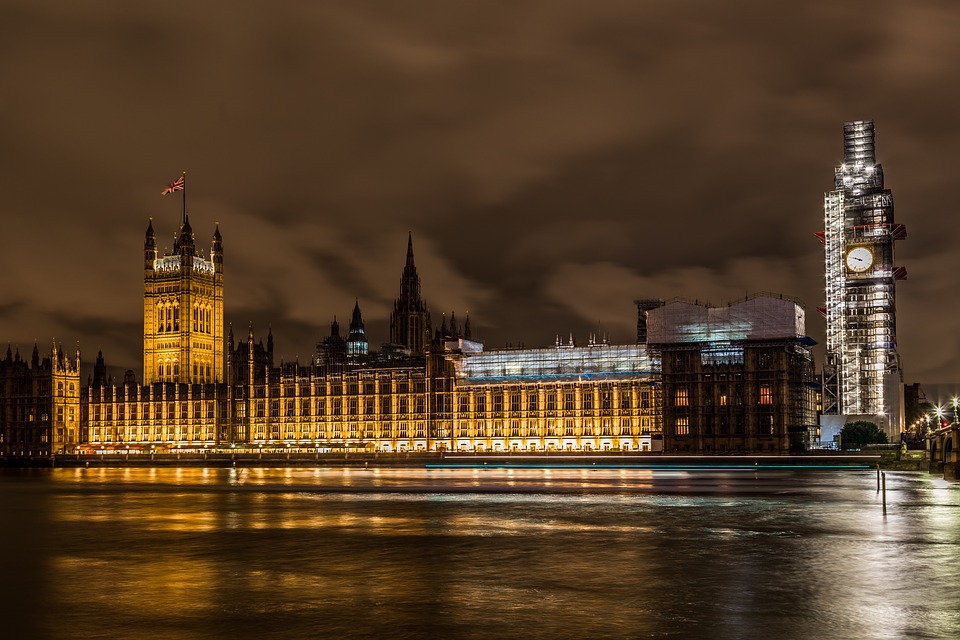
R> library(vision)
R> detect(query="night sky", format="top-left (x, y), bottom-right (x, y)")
top-left (2, 1), bottom-right (958, 385)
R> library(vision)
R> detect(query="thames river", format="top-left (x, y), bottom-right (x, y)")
top-left (1, 467), bottom-right (957, 639)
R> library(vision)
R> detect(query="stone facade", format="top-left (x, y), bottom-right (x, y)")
top-left (1, 343), bottom-right (81, 455)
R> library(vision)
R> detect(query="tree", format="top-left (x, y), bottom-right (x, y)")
top-left (840, 421), bottom-right (888, 450)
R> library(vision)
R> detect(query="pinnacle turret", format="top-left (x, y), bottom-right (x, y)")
top-left (347, 301), bottom-right (368, 357)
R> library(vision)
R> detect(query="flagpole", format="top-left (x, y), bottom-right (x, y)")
top-left (181, 171), bottom-right (187, 223)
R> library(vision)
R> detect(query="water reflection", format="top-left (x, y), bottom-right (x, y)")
top-left (1, 468), bottom-right (958, 639)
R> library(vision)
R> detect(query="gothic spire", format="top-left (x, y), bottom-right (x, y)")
top-left (390, 233), bottom-right (432, 354)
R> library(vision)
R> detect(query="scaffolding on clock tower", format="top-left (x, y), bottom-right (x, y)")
top-left (819, 121), bottom-right (906, 432)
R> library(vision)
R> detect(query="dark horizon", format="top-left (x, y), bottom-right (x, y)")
top-left (3, 1), bottom-right (959, 385)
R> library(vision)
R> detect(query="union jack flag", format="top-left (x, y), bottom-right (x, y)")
top-left (161, 175), bottom-right (185, 195)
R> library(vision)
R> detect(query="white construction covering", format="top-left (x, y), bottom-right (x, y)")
top-left (646, 294), bottom-right (805, 344)
top-left (453, 344), bottom-right (658, 385)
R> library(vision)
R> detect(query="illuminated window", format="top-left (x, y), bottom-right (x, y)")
top-left (675, 386), bottom-right (689, 407)
top-left (676, 417), bottom-right (690, 436)
top-left (601, 391), bottom-right (612, 410)
top-left (759, 385), bottom-right (773, 405)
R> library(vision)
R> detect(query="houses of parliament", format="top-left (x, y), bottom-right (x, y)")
top-left (2, 207), bottom-right (820, 458)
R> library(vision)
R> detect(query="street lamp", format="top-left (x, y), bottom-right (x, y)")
top-left (952, 397), bottom-right (958, 424)
top-left (934, 405), bottom-right (945, 429)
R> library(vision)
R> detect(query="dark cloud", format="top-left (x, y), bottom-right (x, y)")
top-left (1, 0), bottom-right (959, 384)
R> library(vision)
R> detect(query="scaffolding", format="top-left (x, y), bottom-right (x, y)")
top-left (821, 120), bottom-right (905, 420)
top-left (453, 343), bottom-right (659, 386)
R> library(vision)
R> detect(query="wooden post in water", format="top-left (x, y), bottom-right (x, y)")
top-left (881, 471), bottom-right (887, 516)
top-left (877, 465), bottom-right (881, 492)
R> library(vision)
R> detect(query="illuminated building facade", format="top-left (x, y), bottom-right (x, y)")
top-left (1, 343), bottom-right (81, 455)
top-left (446, 341), bottom-right (661, 452)
top-left (75, 212), bottom-right (661, 454)
top-left (143, 214), bottom-right (224, 385)
top-left (646, 295), bottom-right (818, 454)
top-left (31, 201), bottom-right (822, 457)
top-left (819, 120), bottom-right (906, 436)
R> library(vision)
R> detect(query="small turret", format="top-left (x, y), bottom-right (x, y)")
top-left (211, 223), bottom-right (223, 273)
top-left (145, 218), bottom-right (157, 271)
top-left (93, 349), bottom-right (107, 386)
top-left (174, 213), bottom-right (196, 258)
top-left (347, 301), bottom-right (368, 357)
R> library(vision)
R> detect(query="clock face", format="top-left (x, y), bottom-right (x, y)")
top-left (846, 246), bottom-right (874, 273)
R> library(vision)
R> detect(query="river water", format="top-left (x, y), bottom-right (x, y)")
top-left (1, 467), bottom-right (957, 639)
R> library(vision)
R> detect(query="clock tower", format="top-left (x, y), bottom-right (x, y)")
top-left (820, 120), bottom-right (906, 434)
